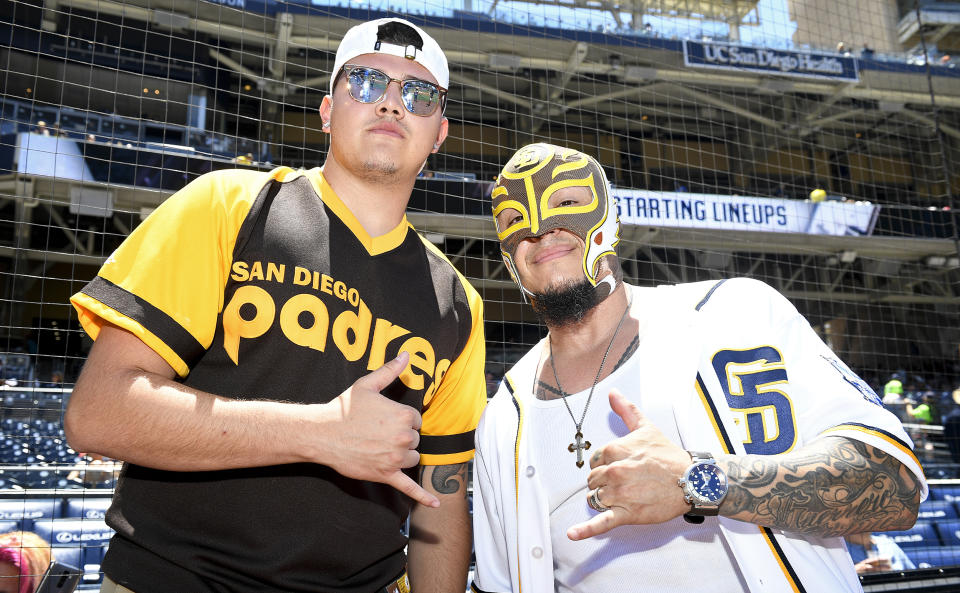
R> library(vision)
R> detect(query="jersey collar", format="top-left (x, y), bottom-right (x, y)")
top-left (305, 168), bottom-right (411, 256)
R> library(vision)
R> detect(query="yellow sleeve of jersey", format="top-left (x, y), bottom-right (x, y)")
top-left (419, 272), bottom-right (488, 466)
top-left (70, 167), bottom-right (294, 376)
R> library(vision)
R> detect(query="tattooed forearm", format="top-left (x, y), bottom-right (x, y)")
top-left (720, 436), bottom-right (921, 537)
top-left (420, 463), bottom-right (468, 496)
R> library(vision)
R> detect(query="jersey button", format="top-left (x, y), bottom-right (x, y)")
top-left (525, 466), bottom-right (535, 477)
top-left (531, 546), bottom-right (543, 559)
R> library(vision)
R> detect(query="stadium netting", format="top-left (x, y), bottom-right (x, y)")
top-left (0, 0), bottom-right (958, 589)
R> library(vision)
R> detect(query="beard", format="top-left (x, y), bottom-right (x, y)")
top-left (358, 156), bottom-right (400, 182)
top-left (530, 278), bottom-right (601, 327)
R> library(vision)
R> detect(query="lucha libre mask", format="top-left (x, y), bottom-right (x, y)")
top-left (492, 143), bottom-right (621, 297)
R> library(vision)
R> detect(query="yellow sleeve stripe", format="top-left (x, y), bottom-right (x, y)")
top-left (821, 423), bottom-right (922, 469)
top-left (420, 449), bottom-right (475, 466)
top-left (70, 292), bottom-right (190, 377)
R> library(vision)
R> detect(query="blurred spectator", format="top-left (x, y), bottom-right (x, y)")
top-left (943, 389), bottom-right (960, 463)
top-left (485, 371), bottom-right (499, 398)
top-left (66, 453), bottom-right (116, 488)
top-left (883, 377), bottom-right (906, 404)
top-left (837, 41), bottom-right (851, 56)
top-left (845, 532), bottom-right (914, 573)
top-left (861, 44), bottom-right (874, 59)
top-left (42, 371), bottom-right (63, 388)
top-left (0, 531), bottom-right (52, 593)
top-left (907, 392), bottom-right (939, 425)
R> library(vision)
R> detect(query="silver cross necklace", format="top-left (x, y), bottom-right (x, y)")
top-left (547, 292), bottom-right (632, 468)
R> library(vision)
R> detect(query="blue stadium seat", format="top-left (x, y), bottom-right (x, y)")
top-left (909, 545), bottom-right (960, 568)
top-left (918, 499), bottom-right (959, 521)
top-left (32, 518), bottom-right (114, 551)
top-left (935, 519), bottom-right (960, 546)
top-left (63, 497), bottom-right (112, 520)
top-left (885, 521), bottom-right (940, 548)
top-left (53, 545), bottom-right (105, 589)
top-left (33, 517), bottom-right (112, 586)
top-left (52, 545), bottom-right (82, 569)
top-left (0, 498), bottom-right (60, 530)
top-left (929, 485), bottom-right (960, 503)
top-left (0, 520), bottom-right (19, 533)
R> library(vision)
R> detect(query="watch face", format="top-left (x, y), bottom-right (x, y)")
top-left (689, 462), bottom-right (728, 503)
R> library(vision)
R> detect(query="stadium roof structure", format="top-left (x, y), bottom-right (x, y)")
top-left (898, 3), bottom-right (960, 54)
top-left (481, 0), bottom-right (762, 34)
top-left (3, 0), bottom-right (959, 308)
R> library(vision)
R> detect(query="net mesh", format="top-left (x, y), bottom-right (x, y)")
top-left (0, 0), bottom-right (959, 584)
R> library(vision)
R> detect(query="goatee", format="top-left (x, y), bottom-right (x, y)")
top-left (359, 158), bottom-right (400, 182)
top-left (530, 279), bottom-right (600, 327)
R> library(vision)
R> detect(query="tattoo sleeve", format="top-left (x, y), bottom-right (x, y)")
top-left (419, 463), bottom-right (468, 497)
top-left (720, 436), bottom-right (921, 537)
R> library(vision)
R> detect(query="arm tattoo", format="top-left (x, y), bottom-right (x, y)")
top-left (420, 463), bottom-right (468, 496)
top-left (721, 436), bottom-right (921, 537)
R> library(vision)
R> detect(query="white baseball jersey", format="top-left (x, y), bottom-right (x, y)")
top-left (472, 278), bottom-right (927, 593)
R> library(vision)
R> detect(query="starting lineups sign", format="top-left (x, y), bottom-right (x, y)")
top-left (613, 189), bottom-right (879, 236)
top-left (683, 40), bottom-right (860, 83)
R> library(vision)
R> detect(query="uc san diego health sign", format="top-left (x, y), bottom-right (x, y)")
top-left (683, 40), bottom-right (860, 83)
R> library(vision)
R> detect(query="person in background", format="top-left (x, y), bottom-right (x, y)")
top-left (883, 376), bottom-right (906, 404)
top-left (0, 531), bottom-right (51, 593)
top-left (907, 392), bottom-right (939, 425)
top-left (941, 389), bottom-right (960, 464)
top-left (845, 532), bottom-right (915, 573)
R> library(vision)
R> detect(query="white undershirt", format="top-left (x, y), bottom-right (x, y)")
top-left (526, 326), bottom-right (749, 593)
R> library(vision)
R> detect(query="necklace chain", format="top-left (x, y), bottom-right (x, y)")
top-left (548, 293), bottom-right (633, 433)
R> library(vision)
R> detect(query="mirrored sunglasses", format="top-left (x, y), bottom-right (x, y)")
top-left (340, 65), bottom-right (447, 116)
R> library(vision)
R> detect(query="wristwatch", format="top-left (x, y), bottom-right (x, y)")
top-left (678, 451), bottom-right (728, 524)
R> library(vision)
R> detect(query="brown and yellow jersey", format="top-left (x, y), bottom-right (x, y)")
top-left (70, 166), bottom-right (486, 592)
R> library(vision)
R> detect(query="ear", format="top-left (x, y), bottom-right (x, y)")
top-left (319, 95), bottom-right (333, 134)
top-left (431, 117), bottom-right (449, 153)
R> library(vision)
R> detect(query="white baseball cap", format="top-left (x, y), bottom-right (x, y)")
top-left (330, 18), bottom-right (449, 94)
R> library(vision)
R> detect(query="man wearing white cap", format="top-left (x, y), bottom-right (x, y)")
top-left (67, 17), bottom-right (485, 593)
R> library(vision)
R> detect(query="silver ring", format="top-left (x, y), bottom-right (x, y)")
top-left (588, 488), bottom-right (610, 512)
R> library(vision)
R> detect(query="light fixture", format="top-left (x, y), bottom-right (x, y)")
top-left (840, 250), bottom-right (857, 263)
top-left (925, 255), bottom-right (947, 267)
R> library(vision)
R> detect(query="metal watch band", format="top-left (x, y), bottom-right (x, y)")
top-left (681, 450), bottom-right (722, 522)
